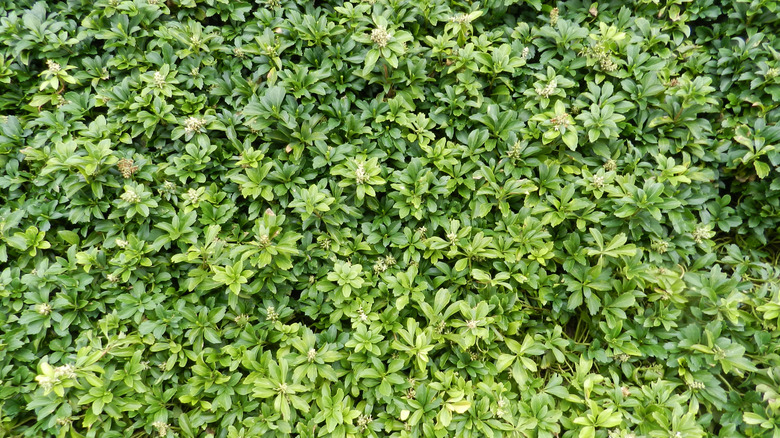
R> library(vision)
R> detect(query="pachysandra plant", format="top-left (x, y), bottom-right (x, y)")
top-left (331, 156), bottom-right (385, 205)
top-left (1, 0), bottom-right (779, 437)
top-left (531, 99), bottom-right (580, 150)
top-left (353, 15), bottom-right (413, 77)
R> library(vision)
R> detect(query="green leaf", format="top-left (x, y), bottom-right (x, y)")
top-left (754, 160), bottom-right (771, 179)
top-left (578, 425), bottom-right (595, 438)
top-left (562, 130), bottom-right (578, 150)
top-left (364, 49), bottom-right (380, 74)
top-left (742, 412), bottom-right (767, 425)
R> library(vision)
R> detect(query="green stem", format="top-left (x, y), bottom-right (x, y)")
top-left (717, 373), bottom-right (735, 392)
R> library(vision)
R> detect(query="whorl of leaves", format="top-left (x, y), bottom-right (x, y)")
top-left (1, 0), bottom-right (780, 437)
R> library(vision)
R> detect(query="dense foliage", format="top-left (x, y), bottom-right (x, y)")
top-left (1, 0), bottom-right (780, 437)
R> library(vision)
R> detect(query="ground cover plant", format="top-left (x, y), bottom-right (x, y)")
top-left (1, 0), bottom-right (780, 436)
